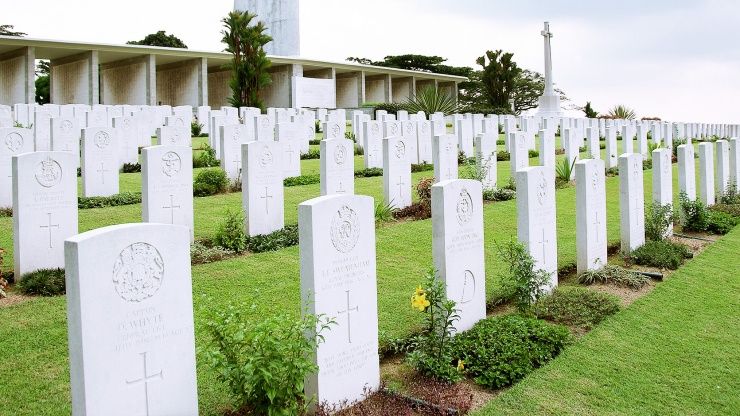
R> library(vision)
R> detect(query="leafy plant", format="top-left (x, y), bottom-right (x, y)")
top-left (648, 142), bottom-right (663, 158)
top-left (300, 148), bottom-right (321, 160)
top-left (407, 269), bottom-right (462, 383)
top-left (605, 104), bottom-right (637, 120)
top-left (284, 174), bottom-right (320, 187)
top-left (583, 102), bottom-right (598, 118)
top-left (717, 182), bottom-right (740, 205)
top-left (245, 225), bottom-right (299, 253)
top-left (214, 209), bottom-right (247, 252)
top-left (483, 187), bottom-right (516, 202)
top-left (707, 210), bottom-right (740, 235)
top-left (555, 156), bottom-right (576, 182)
top-left (631, 240), bottom-right (690, 270)
top-left (374, 199), bottom-right (398, 224)
top-left (78, 192), bottom-right (142, 209)
top-left (403, 87), bottom-right (461, 116)
top-left (528, 149), bottom-right (540, 158)
top-left (121, 163), bottom-right (141, 173)
top-left (202, 300), bottom-right (335, 415)
top-left (645, 202), bottom-right (676, 241)
top-left (194, 144), bottom-right (219, 168)
top-left (679, 191), bottom-right (710, 231)
top-left (497, 150), bottom-right (510, 161)
top-left (495, 239), bottom-right (552, 314)
top-left (450, 314), bottom-right (571, 389)
top-left (344, 131), bottom-right (356, 143)
top-left (190, 241), bottom-right (233, 265)
top-left (411, 162), bottom-right (435, 173)
top-left (17, 268), bottom-right (66, 296)
top-left (532, 287), bottom-right (620, 330)
top-left (354, 167), bottom-right (383, 178)
top-left (0, 247), bottom-right (10, 297)
top-left (127, 30), bottom-right (188, 48)
top-left (194, 168), bottom-right (229, 197)
top-left (476, 49), bottom-right (522, 109)
top-left (191, 120), bottom-right (204, 137)
top-left (578, 265), bottom-right (649, 289)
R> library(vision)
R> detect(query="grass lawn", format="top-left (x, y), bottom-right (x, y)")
top-left (0, 133), bottom-right (717, 415)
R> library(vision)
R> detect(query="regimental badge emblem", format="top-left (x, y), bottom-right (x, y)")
top-left (592, 169), bottom-right (600, 192)
top-left (330, 205), bottom-right (360, 253)
top-left (456, 188), bottom-right (473, 225)
top-left (421, 123), bottom-right (429, 134)
top-left (4, 132), bottom-right (23, 152)
top-left (261, 118), bottom-right (270, 128)
top-left (332, 124), bottom-right (340, 138)
top-left (94, 131), bottom-right (111, 148)
top-left (113, 243), bottom-right (164, 302)
top-left (371, 123), bottom-right (380, 136)
top-left (390, 124), bottom-right (398, 135)
top-left (395, 140), bottom-right (406, 159)
top-left (406, 123), bottom-right (413, 134)
top-left (60, 120), bottom-right (73, 133)
top-left (537, 171), bottom-right (548, 206)
top-left (162, 152), bottom-right (181, 177)
top-left (35, 156), bottom-right (62, 188)
top-left (232, 130), bottom-right (240, 141)
top-left (171, 132), bottom-right (180, 145)
top-left (663, 153), bottom-right (670, 174)
top-left (122, 119), bottom-right (132, 132)
top-left (334, 144), bottom-right (347, 165)
top-left (259, 146), bottom-right (273, 168)
top-left (174, 118), bottom-right (185, 127)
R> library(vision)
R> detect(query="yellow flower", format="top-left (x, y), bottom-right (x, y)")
top-left (457, 360), bottom-right (465, 371)
top-left (411, 293), bottom-right (430, 312)
top-left (414, 285), bottom-right (424, 296)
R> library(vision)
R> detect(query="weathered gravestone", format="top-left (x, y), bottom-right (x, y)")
top-left (510, 131), bottom-right (530, 177)
top-left (34, 109), bottom-right (53, 151)
top-left (400, 121), bottom-right (419, 164)
top-left (678, 144), bottom-right (697, 202)
top-left (276, 122), bottom-right (302, 179)
top-left (220, 124), bottom-right (251, 184)
top-left (114, 116), bottom-right (140, 168)
top-left (604, 126), bottom-right (618, 169)
top-left (13, 151), bottom-right (78, 277)
top-left (254, 115), bottom-right (276, 141)
top-left (142, 146), bottom-right (194, 241)
top-left (433, 134), bottom-right (458, 183)
top-left (1, 128), bottom-right (35, 207)
top-left (636, 124), bottom-right (648, 160)
top-left (456, 117), bottom-right (474, 157)
top-left (698, 142), bottom-right (715, 206)
top-left (653, 148), bottom-right (673, 238)
top-left (320, 138), bottom-right (355, 196)
top-left (51, 117), bottom-right (81, 168)
top-left (431, 179), bottom-right (486, 332)
top-left (586, 127), bottom-right (600, 160)
top-left (575, 159), bottom-right (607, 274)
top-left (621, 125), bottom-right (634, 154)
top-left (517, 166), bottom-right (558, 291)
top-left (383, 136), bottom-right (411, 209)
top-left (715, 140), bottom-right (730, 196)
top-left (65, 223), bottom-right (198, 416)
top-left (363, 120), bottom-right (383, 169)
top-left (156, 125), bottom-right (190, 147)
top-left (299, 194), bottom-right (380, 410)
top-left (538, 128), bottom-right (556, 171)
top-left (81, 127), bottom-right (119, 197)
top-left (323, 120), bottom-right (346, 141)
top-left (475, 133), bottom-right (497, 190)
top-left (619, 153), bottom-right (645, 253)
top-left (416, 120), bottom-right (433, 164)
top-left (242, 141), bottom-right (284, 236)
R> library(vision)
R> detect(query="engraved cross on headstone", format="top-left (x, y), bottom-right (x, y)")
top-left (594, 212), bottom-right (601, 243)
top-left (163, 195), bottom-right (181, 224)
top-left (446, 166), bottom-right (452, 180)
top-left (261, 186), bottom-right (273, 213)
top-left (337, 290), bottom-right (359, 343)
top-left (397, 175), bottom-right (405, 195)
top-left (286, 145), bottom-right (295, 164)
top-left (40, 212), bottom-right (59, 249)
top-left (97, 163), bottom-right (109, 184)
top-left (232, 155), bottom-right (241, 174)
top-left (538, 228), bottom-right (549, 264)
top-left (126, 351), bottom-right (163, 416)
top-left (337, 182), bottom-right (346, 194)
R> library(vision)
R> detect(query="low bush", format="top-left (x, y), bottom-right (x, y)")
top-left (374, 200), bottom-right (398, 224)
top-left (578, 265), bottom-right (649, 289)
top-left (194, 168), bottom-right (229, 197)
top-left (483, 187), bottom-right (516, 202)
top-left (393, 177), bottom-right (434, 220)
top-left (191, 120), bottom-right (203, 137)
top-left (300, 148), bottom-right (321, 160)
top-left (315, 120), bottom-right (321, 133)
top-left (354, 145), bottom-right (364, 156)
top-left (497, 150), bottom-right (510, 161)
top-left (496, 139), bottom-right (505, 145)
top-left (121, 163), bottom-right (141, 173)
top-left (605, 166), bottom-right (619, 176)
top-left (630, 240), bottom-right (690, 270)
top-left (245, 225), bottom-right (299, 253)
top-left (0, 207), bottom-right (12, 217)
top-left (707, 210), bottom-right (740, 234)
top-left (450, 314), bottom-right (571, 389)
top-left (214, 209), bottom-right (247, 252)
top-left (679, 192), bottom-right (710, 232)
top-left (528, 149), bottom-right (539, 158)
top-left (193, 144), bottom-right (219, 168)
top-left (78, 192), bottom-right (142, 209)
top-left (645, 202), bottom-right (676, 241)
top-left (495, 239), bottom-right (552, 314)
top-left (284, 174), bottom-right (320, 187)
top-left (717, 183), bottom-right (740, 205)
top-left (354, 167), bottom-right (383, 178)
top-left (708, 203), bottom-right (740, 218)
top-left (308, 139), bottom-right (321, 146)
top-left (374, 102), bottom-right (405, 115)
top-left (410, 162), bottom-right (434, 173)
top-left (532, 287), bottom-right (620, 330)
top-left (17, 268), bottom-right (66, 296)
top-left (190, 241), bottom-right (233, 265)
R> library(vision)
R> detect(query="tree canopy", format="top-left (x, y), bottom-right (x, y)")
top-left (0, 25), bottom-right (26, 37)
top-left (127, 31), bottom-right (188, 48)
top-left (347, 54), bottom-right (473, 78)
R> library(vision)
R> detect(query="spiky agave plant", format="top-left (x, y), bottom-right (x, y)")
top-left (403, 87), bottom-right (461, 116)
top-left (555, 156), bottom-right (577, 182)
top-left (606, 104), bottom-right (637, 120)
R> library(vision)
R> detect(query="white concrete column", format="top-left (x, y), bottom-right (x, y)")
top-left (0, 46), bottom-right (35, 105)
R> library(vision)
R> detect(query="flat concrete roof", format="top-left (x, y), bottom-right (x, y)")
top-left (0, 35), bottom-right (466, 82)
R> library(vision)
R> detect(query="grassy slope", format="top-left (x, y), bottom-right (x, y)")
top-left (473, 226), bottom-right (740, 416)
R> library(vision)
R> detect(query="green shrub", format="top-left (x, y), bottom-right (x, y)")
top-left (450, 314), bottom-right (571, 389)
top-left (300, 148), bottom-right (321, 160)
top-left (374, 199), bottom-right (398, 224)
top-left (245, 225), bottom-right (299, 253)
top-left (354, 167), bottom-right (383, 178)
top-left (497, 150), bottom-right (510, 161)
top-left (308, 139), bottom-right (321, 146)
top-left (631, 240), bottom-right (690, 270)
top-left (194, 144), bottom-right (219, 168)
top-left (496, 139), bottom-right (505, 145)
top-left (315, 119), bottom-right (321, 133)
top-left (707, 210), bottom-right (740, 234)
top-left (408, 269), bottom-right (462, 383)
top-left (578, 265), bottom-right (649, 289)
top-left (495, 240), bottom-right (552, 314)
top-left (717, 182), bottom-right (740, 205)
top-left (393, 177), bottom-right (434, 220)
top-left (605, 166), bottom-right (619, 176)
top-left (483, 187), bottom-right (516, 202)
top-left (679, 191), bottom-right (710, 231)
top-left (532, 287), bottom-right (620, 329)
top-left (17, 268), bottom-right (66, 296)
top-left (555, 156), bottom-right (576, 182)
top-left (203, 301), bottom-right (335, 415)
top-left (78, 192), bottom-right (142, 209)
top-left (708, 203), bottom-right (740, 218)
top-left (194, 168), bottom-right (229, 197)
top-left (0, 207), bottom-right (12, 218)
top-left (354, 145), bottom-right (364, 156)
top-left (344, 131), bottom-right (356, 142)
top-left (190, 241), bottom-right (233, 265)
top-left (284, 174), bottom-right (320, 187)
top-left (411, 162), bottom-right (434, 173)
top-left (672, 139), bottom-right (686, 157)
top-left (374, 102), bottom-right (405, 115)
top-left (214, 209), bottom-right (247, 252)
top-left (191, 120), bottom-right (203, 137)
top-left (645, 202), bottom-right (676, 241)
top-left (121, 163), bottom-right (141, 173)
top-left (528, 149), bottom-right (539, 158)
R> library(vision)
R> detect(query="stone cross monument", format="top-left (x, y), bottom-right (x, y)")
top-left (536, 22), bottom-right (563, 117)
top-left (234, 0), bottom-right (300, 57)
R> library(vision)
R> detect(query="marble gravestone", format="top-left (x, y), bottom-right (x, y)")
top-left (431, 118), bottom-right (446, 137)
top-left (510, 131), bottom-right (529, 177)
top-left (299, 194), bottom-right (380, 410)
top-left (431, 179), bottom-right (486, 332)
top-left (242, 141), bottom-right (284, 236)
top-left (81, 127), bottom-right (119, 197)
top-left (604, 126), bottom-right (618, 169)
top-left (156, 125), bottom-right (190, 147)
top-left (65, 223), bottom-right (198, 416)
top-left (698, 142), bottom-right (715, 206)
top-left (417, 120), bottom-right (433, 164)
top-left (220, 124), bottom-right (251, 184)
top-left (621, 125), bottom-right (633, 154)
top-left (433, 134), bottom-right (458, 183)
top-left (323, 120), bottom-right (346, 141)
top-left (142, 146), bottom-right (194, 241)
top-left (114, 116), bottom-right (140, 168)
top-left (563, 128), bottom-right (580, 180)
top-left (575, 159), bottom-right (607, 274)
top-left (1, 128), bottom-right (35, 207)
top-left (652, 148), bottom-right (673, 238)
top-left (0, 117), bottom-right (13, 129)
top-left (619, 153), bottom-right (645, 253)
top-left (715, 140), bottom-right (730, 196)
top-left (87, 109), bottom-right (108, 128)
top-left (320, 138), bottom-right (355, 196)
top-left (678, 144), bottom-right (697, 202)
top-left (210, 114), bottom-right (228, 158)
top-left (382, 136), bottom-right (411, 209)
top-left (400, 121), bottom-right (419, 164)
top-left (475, 133), bottom-right (497, 190)
top-left (730, 138), bottom-right (740, 189)
top-left (635, 124), bottom-right (648, 160)
top-left (34, 109), bottom-right (53, 151)
top-left (276, 122), bottom-right (302, 179)
top-left (363, 120), bottom-right (383, 169)
top-left (51, 117), bottom-right (81, 168)
top-left (516, 166), bottom-right (558, 291)
top-left (455, 117), bottom-right (474, 157)
top-left (538, 128), bottom-right (556, 171)
top-left (13, 151), bottom-right (78, 277)
top-left (586, 127), bottom-right (600, 160)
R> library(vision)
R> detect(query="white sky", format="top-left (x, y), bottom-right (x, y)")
top-left (5, 0), bottom-right (740, 123)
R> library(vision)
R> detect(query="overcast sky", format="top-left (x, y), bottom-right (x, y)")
top-left (5, 0), bottom-right (739, 123)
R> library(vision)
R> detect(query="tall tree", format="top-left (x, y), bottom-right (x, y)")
top-left (476, 50), bottom-right (521, 110)
top-left (511, 69), bottom-right (567, 113)
top-left (0, 25), bottom-right (26, 37)
top-left (221, 11), bottom-right (272, 110)
top-left (127, 31), bottom-right (188, 48)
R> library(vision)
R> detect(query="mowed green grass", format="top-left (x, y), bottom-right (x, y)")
top-left (472, 226), bottom-right (740, 416)
top-left (0, 133), bottom-right (716, 415)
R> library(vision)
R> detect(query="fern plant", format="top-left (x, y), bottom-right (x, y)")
top-left (403, 87), bottom-right (461, 116)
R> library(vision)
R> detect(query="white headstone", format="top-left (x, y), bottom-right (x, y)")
top-left (455, 118), bottom-right (474, 157)
top-left (320, 138), bottom-right (355, 196)
top-left (516, 166), bottom-right (558, 290)
top-left (65, 223), bottom-right (198, 416)
top-left (323, 120), bottom-right (346, 141)
top-left (431, 179), bottom-right (486, 332)
top-left (210, 114), bottom-right (227, 158)
top-left (698, 142), bottom-right (715, 206)
top-left (431, 118), bottom-right (446, 137)
top-left (730, 138), bottom-right (740, 189)
top-left (13, 151), bottom-right (78, 277)
top-left (433, 134), bottom-right (458, 183)
top-left (156, 125), bottom-right (190, 147)
top-left (475, 133), bottom-right (497, 190)
top-left (0, 116), bottom-right (13, 129)
top-left (586, 127), bottom-right (600, 160)
top-left (165, 115), bottom-right (189, 128)
top-left (81, 127), bottom-right (119, 197)
top-left (510, 131), bottom-right (530, 177)
top-left (575, 158), bottom-right (607, 274)
top-left (678, 144), bottom-right (696, 202)
top-left (242, 141), bottom-right (284, 236)
top-left (220, 124), bottom-right (251, 184)
top-left (382, 136), bottom-right (411, 209)
top-left (142, 146), bottom-right (194, 241)
top-left (87, 110), bottom-right (108, 128)
top-left (384, 120), bottom-right (400, 140)
top-left (400, 121), bottom-right (419, 164)
top-left (363, 120), bottom-right (383, 169)
top-left (715, 140), bottom-right (730, 196)
top-left (254, 115), bottom-right (275, 141)
top-left (653, 148), bottom-right (674, 238)
top-left (51, 117), bottom-right (81, 168)
top-left (114, 116), bottom-right (140, 168)
top-left (416, 120), bottom-right (433, 164)
top-left (276, 122), bottom-right (302, 179)
top-left (34, 109), bottom-right (53, 151)
top-left (621, 125), bottom-right (633, 154)
top-left (196, 106), bottom-right (211, 132)
top-left (0, 128), bottom-right (34, 207)
top-left (619, 153), bottom-right (645, 253)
